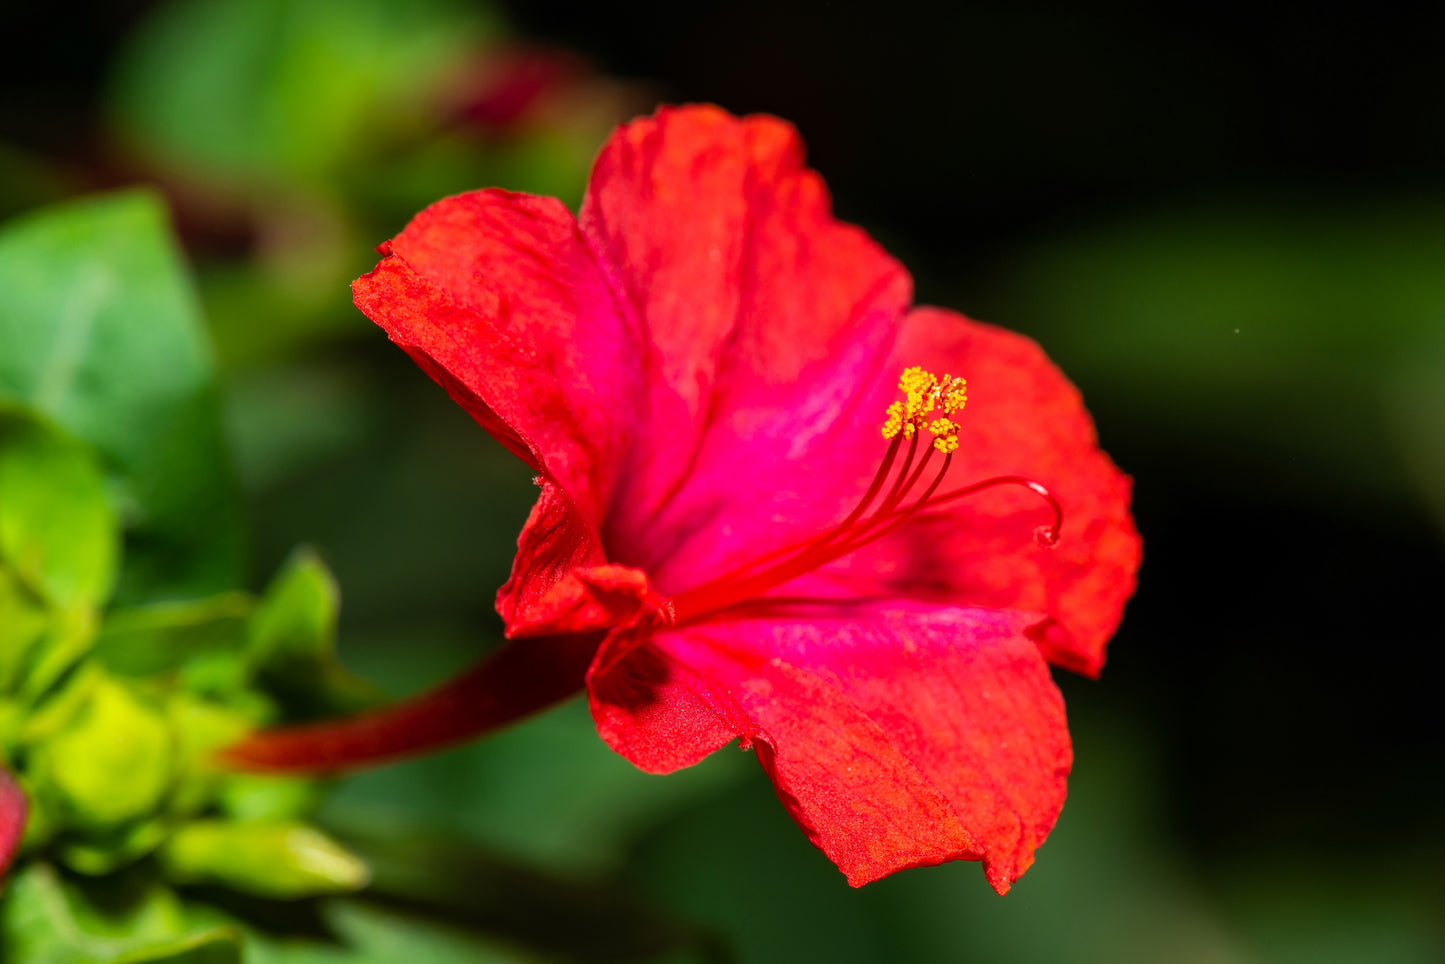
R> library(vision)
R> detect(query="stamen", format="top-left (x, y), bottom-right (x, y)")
top-left (882, 367), bottom-right (966, 452)
top-left (909, 476), bottom-right (1064, 548)
top-left (669, 366), bottom-right (1062, 627)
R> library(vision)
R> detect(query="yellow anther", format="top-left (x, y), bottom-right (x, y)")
top-left (927, 417), bottom-right (961, 453)
top-left (938, 374), bottom-right (968, 415)
top-left (882, 401), bottom-right (904, 440)
top-left (881, 366), bottom-right (968, 450)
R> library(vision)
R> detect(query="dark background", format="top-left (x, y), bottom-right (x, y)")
top-left (5, 1), bottom-right (1444, 960)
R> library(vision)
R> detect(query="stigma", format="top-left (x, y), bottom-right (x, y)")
top-left (882, 366), bottom-right (967, 453)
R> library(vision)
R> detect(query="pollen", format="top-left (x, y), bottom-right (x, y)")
top-left (928, 418), bottom-right (961, 453)
top-left (881, 367), bottom-right (967, 449)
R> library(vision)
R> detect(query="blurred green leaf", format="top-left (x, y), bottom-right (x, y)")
top-left (1384, 340), bottom-right (1445, 537)
top-left (94, 594), bottom-right (252, 678)
top-left (111, 0), bottom-right (494, 185)
top-left (216, 774), bottom-right (323, 823)
top-left (18, 607), bottom-right (101, 707)
top-left (245, 900), bottom-right (539, 964)
top-left (322, 682), bottom-right (749, 878)
top-left (166, 694), bottom-right (257, 816)
top-left (0, 569), bottom-right (51, 696)
top-left (247, 549), bottom-right (383, 718)
top-left (0, 409), bottom-right (118, 612)
top-left (160, 820), bottom-right (369, 899)
top-left (0, 862), bottom-right (239, 964)
top-left (60, 821), bottom-right (171, 877)
top-left (0, 192), bottom-right (242, 600)
top-left (112, 930), bottom-right (243, 964)
top-left (27, 676), bottom-right (174, 833)
top-left (352, 831), bottom-right (719, 963)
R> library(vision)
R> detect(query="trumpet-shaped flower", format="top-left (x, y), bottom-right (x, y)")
top-left (230, 105), bottom-right (1141, 893)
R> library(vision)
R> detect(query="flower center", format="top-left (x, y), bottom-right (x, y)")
top-left (667, 367), bottom-right (1063, 626)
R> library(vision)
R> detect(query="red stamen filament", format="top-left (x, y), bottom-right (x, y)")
top-left (669, 443), bottom-right (1063, 625)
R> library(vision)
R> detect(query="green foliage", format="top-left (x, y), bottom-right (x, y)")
top-left (0, 411), bottom-right (116, 708)
top-left (111, 0), bottom-right (494, 186)
top-left (93, 594), bottom-right (251, 678)
top-left (1, 864), bottom-right (241, 964)
top-left (0, 193), bottom-right (379, 961)
top-left (161, 820), bottom-right (369, 898)
top-left (28, 675), bottom-right (174, 833)
top-left (247, 549), bottom-right (383, 718)
top-left (0, 192), bottom-right (241, 600)
top-left (245, 901), bottom-right (540, 964)
top-left (0, 409), bottom-right (118, 612)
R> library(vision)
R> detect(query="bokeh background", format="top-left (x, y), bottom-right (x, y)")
top-left (5, 0), bottom-right (1444, 960)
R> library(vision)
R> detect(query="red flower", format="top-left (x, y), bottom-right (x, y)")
top-left (0, 766), bottom-right (24, 877)
top-left (230, 105), bottom-right (1140, 893)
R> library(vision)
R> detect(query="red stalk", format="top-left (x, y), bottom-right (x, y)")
top-left (222, 633), bottom-right (600, 774)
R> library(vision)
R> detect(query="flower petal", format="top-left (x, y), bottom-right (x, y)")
top-left (588, 604), bottom-right (1070, 892)
top-left (0, 764), bottom-right (26, 877)
top-left (352, 189), bottom-right (645, 629)
top-left (507, 562), bottom-right (665, 638)
top-left (352, 188), bottom-right (641, 528)
top-left (579, 105), bottom-right (913, 589)
top-left (818, 308), bottom-right (1142, 676)
top-left (496, 478), bottom-right (609, 631)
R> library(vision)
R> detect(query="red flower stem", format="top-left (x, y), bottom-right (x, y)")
top-left (0, 765), bottom-right (25, 878)
top-left (221, 633), bottom-right (601, 774)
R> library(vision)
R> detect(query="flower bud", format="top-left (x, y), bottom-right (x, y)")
top-left (160, 820), bottom-right (369, 898)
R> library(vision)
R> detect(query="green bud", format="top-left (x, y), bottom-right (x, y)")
top-left (160, 820), bottom-right (369, 898)
top-left (28, 676), bottom-right (174, 831)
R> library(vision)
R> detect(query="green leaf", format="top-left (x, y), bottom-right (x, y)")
top-left (215, 774), bottom-right (323, 823)
top-left (0, 409), bottom-right (118, 612)
top-left (93, 594), bottom-right (252, 678)
top-left (160, 820), bottom-right (369, 899)
top-left (246, 900), bottom-right (540, 964)
top-left (164, 693), bottom-right (258, 817)
top-left (0, 862), bottom-right (240, 964)
top-left (59, 821), bottom-right (171, 877)
top-left (247, 549), bottom-right (383, 718)
top-left (0, 569), bottom-right (51, 696)
top-left (112, 930), bottom-right (242, 964)
top-left (26, 676), bottom-right (174, 833)
top-left (0, 192), bottom-right (242, 601)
